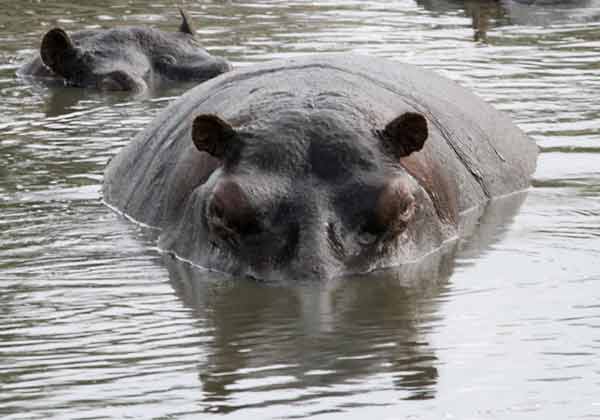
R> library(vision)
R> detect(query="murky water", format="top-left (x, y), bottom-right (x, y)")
top-left (1, 0), bottom-right (599, 418)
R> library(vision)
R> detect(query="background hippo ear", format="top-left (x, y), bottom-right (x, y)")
top-left (380, 112), bottom-right (428, 158)
top-left (40, 28), bottom-right (75, 77)
top-left (178, 8), bottom-right (195, 36)
top-left (192, 114), bottom-right (238, 159)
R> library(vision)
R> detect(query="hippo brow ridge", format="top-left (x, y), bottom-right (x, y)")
top-left (225, 63), bottom-right (495, 200)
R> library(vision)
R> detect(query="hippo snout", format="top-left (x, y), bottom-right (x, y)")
top-left (97, 71), bottom-right (145, 92)
top-left (216, 57), bottom-right (233, 73)
top-left (197, 57), bottom-right (232, 80)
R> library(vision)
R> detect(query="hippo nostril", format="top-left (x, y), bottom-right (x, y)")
top-left (98, 71), bottom-right (143, 92)
top-left (219, 59), bottom-right (233, 73)
top-left (98, 77), bottom-right (122, 91)
top-left (202, 59), bottom-right (232, 79)
top-left (158, 54), bottom-right (177, 65)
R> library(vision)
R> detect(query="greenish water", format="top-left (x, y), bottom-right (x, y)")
top-left (1, 1), bottom-right (599, 418)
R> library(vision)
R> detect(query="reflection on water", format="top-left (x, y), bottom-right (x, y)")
top-left (418, 0), bottom-right (600, 41)
top-left (1, 0), bottom-right (600, 419)
top-left (417, 0), bottom-right (507, 42)
top-left (167, 250), bottom-right (450, 410)
top-left (165, 193), bottom-right (525, 414)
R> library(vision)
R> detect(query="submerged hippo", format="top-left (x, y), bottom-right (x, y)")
top-left (103, 54), bottom-right (537, 280)
top-left (17, 9), bottom-right (230, 92)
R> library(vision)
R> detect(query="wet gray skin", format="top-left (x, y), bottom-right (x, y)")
top-left (16, 9), bottom-right (231, 92)
top-left (103, 54), bottom-right (538, 280)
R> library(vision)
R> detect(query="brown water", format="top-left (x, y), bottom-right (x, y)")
top-left (1, 1), bottom-right (600, 418)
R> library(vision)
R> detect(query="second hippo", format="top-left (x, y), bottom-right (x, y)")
top-left (17, 9), bottom-right (231, 92)
top-left (103, 54), bottom-right (537, 280)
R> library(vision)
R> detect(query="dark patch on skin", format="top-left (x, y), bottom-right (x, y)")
top-left (270, 201), bottom-right (301, 265)
top-left (231, 109), bottom-right (378, 181)
top-left (233, 112), bottom-right (310, 175)
top-left (333, 178), bottom-right (386, 240)
top-left (240, 133), bottom-right (307, 175)
top-left (306, 113), bottom-right (377, 182)
top-left (207, 195), bottom-right (302, 272)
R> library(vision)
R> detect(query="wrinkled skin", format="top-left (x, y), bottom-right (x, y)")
top-left (103, 54), bottom-right (538, 280)
top-left (17, 9), bottom-right (231, 92)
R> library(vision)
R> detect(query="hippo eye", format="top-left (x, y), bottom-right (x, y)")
top-left (357, 218), bottom-right (383, 247)
top-left (158, 55), bottom-right (177, 65)
top-left (327, 222), bottom-right (345, 256)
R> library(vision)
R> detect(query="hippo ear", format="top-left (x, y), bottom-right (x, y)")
top-left (380, 112), bottom-right (428, 158)
top-left (192, 114), bottom-right (238, 159)
top-left (41, 28), bottom-right (76, 77)
top-left (178, 8), bottom-right (195, 36)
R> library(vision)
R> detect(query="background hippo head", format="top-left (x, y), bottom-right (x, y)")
top-left (18, 9), bottom-right (231, 92)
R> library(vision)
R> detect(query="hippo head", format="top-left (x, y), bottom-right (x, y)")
top-left (161, 107), bottom-right (453, 280)
top-left (38, 9), bottom-right (231, 92)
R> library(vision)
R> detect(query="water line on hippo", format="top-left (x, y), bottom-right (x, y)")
top-left (102, 54), bottom-right (537, 280)
top-left (107, 186), bottom-right (532, 280)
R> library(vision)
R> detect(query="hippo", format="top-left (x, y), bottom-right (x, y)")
top-left (103, 54), bottom-right (537, 280)
top-left (17, 9), bottom-right (231, 92)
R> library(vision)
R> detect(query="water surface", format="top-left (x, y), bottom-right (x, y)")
top-left (1, 0), bottom-right (599, 418)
